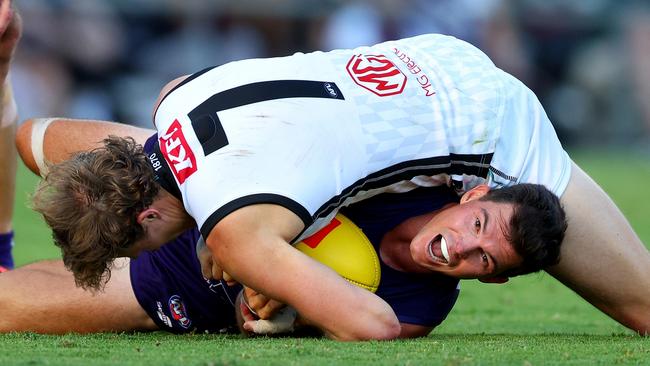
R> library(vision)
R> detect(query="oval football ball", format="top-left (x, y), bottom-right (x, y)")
top-left (294, 214), bottom-right (381, 292)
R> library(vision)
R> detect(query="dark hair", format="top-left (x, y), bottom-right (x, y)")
top-left (481, 183), bottom-right (567, 277)
top-left (33, 136), bottom-right (159, 291)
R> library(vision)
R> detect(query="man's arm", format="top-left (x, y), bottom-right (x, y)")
top-left (0, 3), bottom-right (20, 270)
top-left (238, 289), bottom-right (434, 339)
top-left (207, 204), bottom-right (401, 341)
top-left (548, 161), bottom-right (650, 334)
top-left (0, 81), bottom-right (15, 235)
top-left (0, 258), bottom-right (158, 333)
top-left (16, 118), bottom-right (154, 175)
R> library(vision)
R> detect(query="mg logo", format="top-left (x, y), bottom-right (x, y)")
top-left (346, 54), bottom-right (406, 97)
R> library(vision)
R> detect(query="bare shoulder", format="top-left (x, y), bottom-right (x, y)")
top-left (152, 75), bottom-right (191, 119)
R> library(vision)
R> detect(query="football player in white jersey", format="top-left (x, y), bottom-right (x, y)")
top-left (12, 114), bottom-right (559, 338)
top-left (18, 115), bottom-right (564, 338)
top-left (19, 6), bottom-right (650, 339)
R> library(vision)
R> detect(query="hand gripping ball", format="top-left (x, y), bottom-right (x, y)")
top-left (295, 214), bottom-right (381, 292)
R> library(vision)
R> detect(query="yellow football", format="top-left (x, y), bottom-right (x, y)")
top-left (295, 214), bottom-right (381, 292)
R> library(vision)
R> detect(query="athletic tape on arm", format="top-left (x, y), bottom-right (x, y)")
top-left (30, 118), bottom-right (56, 177)
top-left (250, 306), bottom-right (297, 334)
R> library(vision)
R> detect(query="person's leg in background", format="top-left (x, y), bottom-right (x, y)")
top-left (0, 5), bottom-right (20, 272)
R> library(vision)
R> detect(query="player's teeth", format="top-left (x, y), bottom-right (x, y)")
top-left (427, 239), bottom-right (437, 262)
top-left (428, 241), bottom-right (434, 259)
top-left (427, 235), bottom-right (447, 264)
top-left (441, 237), bottom-right (449, 262)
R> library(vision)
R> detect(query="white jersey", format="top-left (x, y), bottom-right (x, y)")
top-left (153, 34), bottom-right (571, 241)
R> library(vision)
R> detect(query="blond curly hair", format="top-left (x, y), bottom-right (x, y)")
top-left (33, 136), bottom-right (159, 290)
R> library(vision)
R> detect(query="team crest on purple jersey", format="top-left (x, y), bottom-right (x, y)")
top-left (168, 295), bottom-right (192, 329)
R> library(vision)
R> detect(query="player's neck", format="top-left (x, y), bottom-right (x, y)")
top-left (379, 211), bottom-right (437, 273)
top-left (155, 190), bottom-right (195, 231)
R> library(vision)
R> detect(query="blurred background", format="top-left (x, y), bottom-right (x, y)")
top-left (12, 0), bottom-right (650, 148)
top-left (8, 1), bottom-right (650, 335)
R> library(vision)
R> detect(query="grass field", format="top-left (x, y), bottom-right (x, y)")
top-left (3, 150), bottom-right (650, 365)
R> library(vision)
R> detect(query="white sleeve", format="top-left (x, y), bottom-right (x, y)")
top-left (488, 71), bottom-right (572, 197)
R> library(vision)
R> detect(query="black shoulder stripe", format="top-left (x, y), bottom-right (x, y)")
top-left (187, 80), bottom-right (344, 156)
top-left (314, 153), bottom-right (493, 219)
top-left (200, 194), bottom-right (312, 240)
top-left (489, 166), bottom-right (518, 182)
top-left (188, 80), bottom-right (344, 118)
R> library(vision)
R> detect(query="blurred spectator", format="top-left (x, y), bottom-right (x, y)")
top-left (319, 1), bottom-right (384, 51)
top-left (118, 9), bottom-right (265, 126)
top-left (624, 3), bottom-right (650, 145)
top-left (17, 0), bottom-right (125, 121)
top-left (318, 0), bottom-right (532, 82)
top-left (11, 0), bottom-right (650, 146)
top-left (509, 0), bottom-right (650, 145)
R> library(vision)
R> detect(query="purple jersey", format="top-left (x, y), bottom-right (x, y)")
top-left (130, 229), bottom-right (241, 333)
top-left (341, 185), bottom-right (460, 327)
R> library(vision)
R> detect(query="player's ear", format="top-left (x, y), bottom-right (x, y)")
top-left (478, 276), bottom-right (509, 284)
top-left (460, 184), bottom-right (490, 204)
top-left (137, 208), bottom-right (160, 225)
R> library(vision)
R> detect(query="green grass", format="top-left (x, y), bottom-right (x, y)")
top-left (1, 333), bottom-right (649, 365)
top-left (12, 161), bottom-right (60, 264)
top-left (4, 150), bottom-right (650, 365)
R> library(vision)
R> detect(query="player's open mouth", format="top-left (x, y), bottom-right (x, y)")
top-left (427, 235), bottom-right (449, 264)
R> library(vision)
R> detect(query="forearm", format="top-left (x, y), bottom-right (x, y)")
top-left (0, 80), bottom-right (16, 232)
top-left (0, 121), bottom-right (15, 232)
top-left (16, 118), bottom-right (154, 176)
top-left (239, 290), bottom-right (418, 340)
top-left (0, 7), bottom-right (19, 231)
top-left (210, 206), bottom-right (401, 341)
top-left (291, 314), bottom-right (429, 340)
top-left (224, 238), bottom-right (398, 340)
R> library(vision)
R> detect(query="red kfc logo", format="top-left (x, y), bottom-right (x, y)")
top-left (346, 54), bottom-right (407, 96)
top-left (159, 119), bottom-right (197, 184)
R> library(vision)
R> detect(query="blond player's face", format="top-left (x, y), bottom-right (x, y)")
top-left (409, 188), bottom-right (523, 280)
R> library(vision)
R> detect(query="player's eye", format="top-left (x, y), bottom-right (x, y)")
top-left (481, 252), bottom-right (489, 265)
top-left (474, 217), bottom-right (481, 233)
